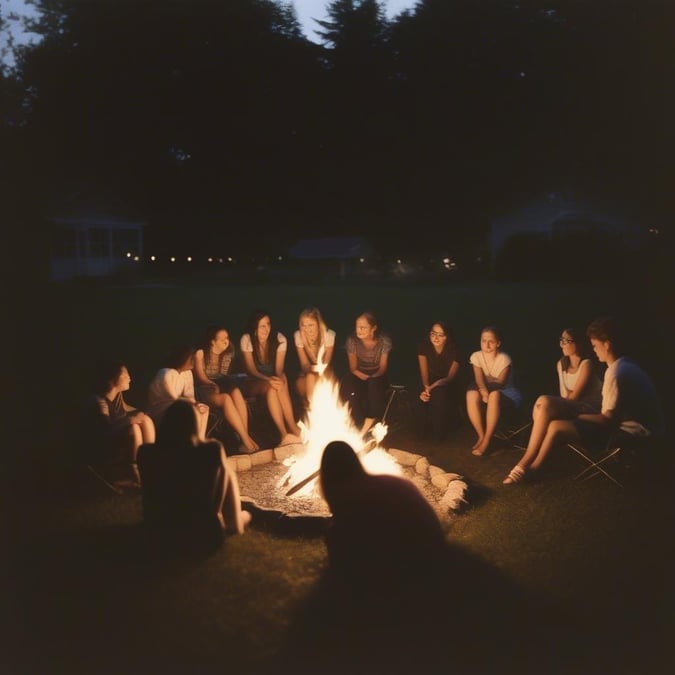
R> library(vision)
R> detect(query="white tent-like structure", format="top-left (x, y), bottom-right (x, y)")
top-left (50, 207), bottom-right (144, 282)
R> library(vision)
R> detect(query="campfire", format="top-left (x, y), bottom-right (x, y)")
top-left (229, 366), bottom-right (468, 522)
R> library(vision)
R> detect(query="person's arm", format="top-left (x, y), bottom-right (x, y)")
top-left (429, 361), bottom-right (460, 391)
top-left (418, 354), bottom-right (430, 389)
top-left (296, 343), bottom-right (313, 374)
top-left (274, 336), bottom-right (287, 378)
top-left (472, 364), bottom-right (489, 402)
top-left (347, 350), bottom-right (369, 380)
top-left (321, 344), bottom-right (335, 369)
top-left (242, 350), bottom-right (269, 381)
top-left (494, 364), bottom-right (511, 388)
top-left (557, 360), bottom-right (567, 397)
top-left (193, 350), bottom-right (216, 388)
top-left (566, 360), bottom-right (593, 402)
top-left (371, 350), bottom-right (389, 379)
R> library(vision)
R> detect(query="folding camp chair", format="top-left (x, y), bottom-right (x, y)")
top-left (494, 406), bottom-right (532, 451)
top-left (567, 429), bottom-right (655, 488)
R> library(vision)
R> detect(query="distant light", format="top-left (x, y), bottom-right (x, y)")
top-left (218, 258), bottom-right (223, 263)
top-left (133, 255), bottom-right (140, 262)
top-left (227, 256), bottom-right (233, 262)
top-left (126, 252), bottom-right (132, 258)
top-left (150, 255), bottom-right (156, 262)
top-left (359, 257), bottom-right (365, 263)
top-left (207, 257), bottom-right (213, 263)
top-left (187, 256), bottom-right (192, 262)
top-left (170, 257), bottom-right (176, 263)
top-left (520, 72), bottom-right (526, 77)
top-left (442, 257), bottom-right (450, 264)
top-left (648, 227), bottom-right (660, 235)
top-left (396, 259), bottom-right (402, 264)
top-left (277, 256), bottom-right (283, 261)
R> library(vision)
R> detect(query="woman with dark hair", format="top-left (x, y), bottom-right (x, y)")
top-left (194, 326), bottom-right (259, 453)
top-left (319, 440), bottom-right (446, 589)
top-left (341, 311), bottom-right (392, 437)
top-left (416, 320), bottom-right (462, 441)
top-left (147, 343), bottom-right (209, 439)
top-left (88, 359), bottom-right (156, 486)
top-left (503, 326), bottom-right (602, 484)
top-left (240, 310), bottom-right (302, 445)
top-left (137, 400), bottom-right (251, 551)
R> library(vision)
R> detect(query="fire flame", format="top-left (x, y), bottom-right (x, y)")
top-left (278, 356), bottom-right (401, 497)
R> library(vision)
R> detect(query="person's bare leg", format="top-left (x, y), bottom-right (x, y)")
top-left (513, 396), bottom-right (567, 469)
top-left (221, 465), bottom-right (251, 535)
top-left (466, 390), bottom-right (485, 451)
top-left (529, 420), bottom-right (579, 471)
top-left (140, 416), bottom-right (156, 444)
top-left (230, 389), bottom-right (259, 450)
top-left (278, 376), bottom-right (301, 438)
top-left (266, 388), bottom-right (290, 443)
top-left (221, 394), bottom-right (258, 453)
top-left (472, 391), bottom-right (501, 456)
top-left (196, 406), bottom-right (209, 440)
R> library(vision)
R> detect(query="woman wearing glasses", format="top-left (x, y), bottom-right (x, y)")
top-left (416, 321), bottom-right (462, 441)
top-left (503, 327), bottom-right (602, 484)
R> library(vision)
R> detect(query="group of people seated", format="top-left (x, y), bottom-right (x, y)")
top-left (83, 311), bottom-right (663, 548)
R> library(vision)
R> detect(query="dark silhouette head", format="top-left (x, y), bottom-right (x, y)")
top-left (320, 440), bottom-right (365, 509)
top-left (157, 400), bottom-right (199, 446)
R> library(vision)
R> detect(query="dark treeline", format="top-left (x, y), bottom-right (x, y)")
top-left (2, 0), bottom-right (673, 259)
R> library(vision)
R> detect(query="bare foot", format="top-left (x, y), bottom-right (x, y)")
top-left (471, 437), bottom-right (484, 451)
top-left (472, 444), bottom-right (488, 456)
top-left (281, 433), bottom-right (302, 446)
top-left (241, 436), bottom-right (260, 453)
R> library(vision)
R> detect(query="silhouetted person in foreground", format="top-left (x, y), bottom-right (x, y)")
top-left (319, 439), bottom-right (447, 591)
top-left (273, 440), bottom-right (584, 675)
top-left (137, 400), bottom-right (251, 554)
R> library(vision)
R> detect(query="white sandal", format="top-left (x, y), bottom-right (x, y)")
top-left (503, 465), bottom-right (526, 485)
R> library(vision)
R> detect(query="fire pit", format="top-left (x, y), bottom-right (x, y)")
top-left (230, 444), bottom-right (468, 522)
top-left (226, 375), bottom-right (468, 525)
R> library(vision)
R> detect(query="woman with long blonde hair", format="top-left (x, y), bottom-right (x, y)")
top-left (294, 307), bottom-right (336, 407)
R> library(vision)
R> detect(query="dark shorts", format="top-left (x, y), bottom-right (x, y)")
top-left (572, 419), bottom-right (612, 448)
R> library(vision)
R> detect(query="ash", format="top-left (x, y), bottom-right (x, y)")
top-left (237, 461), bottom-right (449, 520)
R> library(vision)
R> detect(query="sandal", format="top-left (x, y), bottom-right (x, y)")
top-left (503, 465), bottom-right (526, 485)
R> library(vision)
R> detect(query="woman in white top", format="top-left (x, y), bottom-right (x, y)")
top-left (240, 310), bottom-right (302, 446)
top-left (466, 325), bottom-right (521, 457)
top-left (503, 326), bottom-right (602, 484)
top-left (294, 307), bottom-right (336, 408)
top-left (147, 344), bottom-right (209, 440)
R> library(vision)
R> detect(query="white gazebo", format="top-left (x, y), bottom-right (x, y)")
top-left (50, 208), bottom-right (145, 282)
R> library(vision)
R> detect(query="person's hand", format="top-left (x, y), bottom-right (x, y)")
top-left (129, 411), bottom-right (145, 424)
top-left (196, 403), bottom-right (209, 414)
top-left (268, 376), bottom-right (282, 390)
top-left (420, 390), bottom-right (430, 402)
top-left (479, 388), bottom-right (489, 403)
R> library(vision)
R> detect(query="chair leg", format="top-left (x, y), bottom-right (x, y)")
top-left (568, 443), bottom-right (624, 488)
top-left (86, 464), bottom-right (124, 495)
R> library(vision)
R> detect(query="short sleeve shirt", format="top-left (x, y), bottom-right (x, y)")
top-left (345, 334), bottom-right (392, 375)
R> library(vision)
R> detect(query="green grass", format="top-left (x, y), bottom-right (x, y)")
top-left (5, 279), bottom-right (674, 674)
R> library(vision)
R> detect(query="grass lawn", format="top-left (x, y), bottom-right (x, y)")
top-left (4, 279), bottom-right (674, 674)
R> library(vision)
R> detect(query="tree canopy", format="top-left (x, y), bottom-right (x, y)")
top-left (3, 0), bottom-right (672, 257)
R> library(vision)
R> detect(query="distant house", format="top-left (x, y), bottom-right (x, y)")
top-left (489, 193), bottom-right (649, 279)
top-left (50, 207), bottom-right (144, 282)
top-left (287, 236), bottom-right (374, 278)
